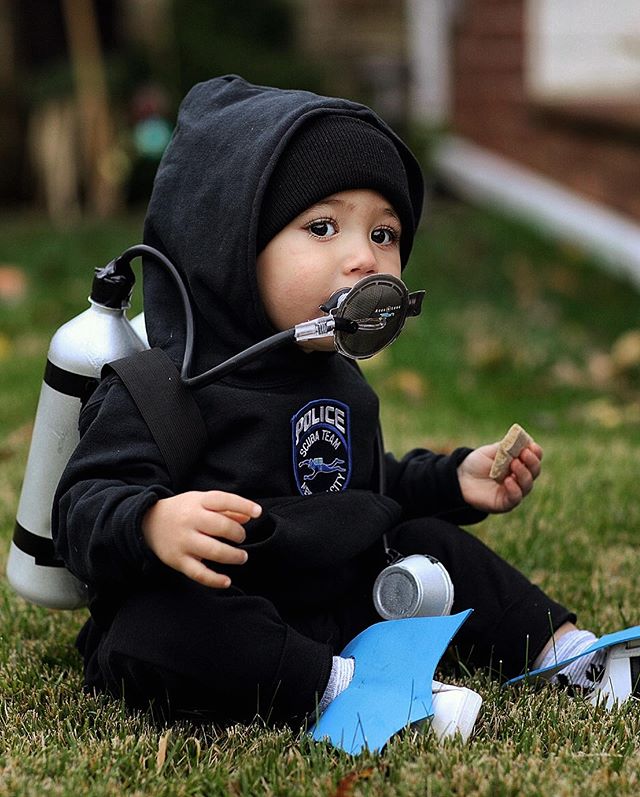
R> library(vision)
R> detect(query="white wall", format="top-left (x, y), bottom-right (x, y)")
top-left (434, 136), bottom-right (640, 287)
top-left (406, 0), bottom-right (458, 125)
top-left (526, 0), bottom-right (640, 100)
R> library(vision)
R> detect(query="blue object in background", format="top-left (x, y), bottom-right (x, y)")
top-left (507, 625), bottom-right (640, 685)
top-left (311, 610), bottom-right (472, 755)
top-left (133, 118), bottom-right (173, 160)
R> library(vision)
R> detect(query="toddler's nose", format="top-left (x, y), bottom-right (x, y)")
top-left (343, 240), bottom-right (379, 277)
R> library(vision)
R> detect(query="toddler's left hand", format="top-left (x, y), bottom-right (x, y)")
top-left (457, 441), bottom-right (543, 514)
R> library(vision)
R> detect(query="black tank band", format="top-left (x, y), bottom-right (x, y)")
top-left (12, 522), bottom-right (65, 567)
top-left (44, 359), bottom-right (99, 402)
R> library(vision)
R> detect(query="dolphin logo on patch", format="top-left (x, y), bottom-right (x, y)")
top-left (291, 399), bottom-right (351, 495)
top-left (298, 457), bottom-right (347, 481)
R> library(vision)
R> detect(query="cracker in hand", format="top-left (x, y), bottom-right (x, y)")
top-left (489, 423), bottom-right (533, 482)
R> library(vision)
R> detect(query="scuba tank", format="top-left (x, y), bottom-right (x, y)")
top-left (7, 258), bottom-right (146, 609)
top-left (129, 311), bottom-right (149, 348)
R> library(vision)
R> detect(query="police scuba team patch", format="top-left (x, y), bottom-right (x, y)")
top-left (292, 399), bottom-right (351, 495)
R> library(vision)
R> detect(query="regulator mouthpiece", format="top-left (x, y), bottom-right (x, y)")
top-left (294, 273), bottom-right (425, 359)
top-left (109, 247), bottom-right (425, 387)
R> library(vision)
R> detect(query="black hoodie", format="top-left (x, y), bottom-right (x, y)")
top-left (53, 76), bottom-right (481, 622)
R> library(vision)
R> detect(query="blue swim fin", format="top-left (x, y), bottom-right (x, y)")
top-left (507, 625), bottom-right (640, 685)
top-left (311, 610), bottom-right (472, 755)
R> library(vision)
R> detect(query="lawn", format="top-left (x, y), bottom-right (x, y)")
top-left (1, 202), bottom-right (640, 796)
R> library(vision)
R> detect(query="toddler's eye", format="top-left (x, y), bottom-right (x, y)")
top-left (371, 226), bottom-right (399, 245)
top-left (306, 219), bottom-right (337, 238)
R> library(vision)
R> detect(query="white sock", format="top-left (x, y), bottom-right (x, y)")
top-left (539, 629), bottom-right (606, 688)
top-left (318, 656), bottom-right (355, 714)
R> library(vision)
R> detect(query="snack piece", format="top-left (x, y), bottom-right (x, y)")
top-left (489, 423), bottom-right (533, 482)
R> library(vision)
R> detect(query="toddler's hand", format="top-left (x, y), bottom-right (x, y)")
top-left (457, 441), bottom-right (543, 514)
top-left (142, 490), bottom-right (262, 588)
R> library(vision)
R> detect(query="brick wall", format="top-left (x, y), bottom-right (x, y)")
top-left (451, 0), bottom-right (640, 222)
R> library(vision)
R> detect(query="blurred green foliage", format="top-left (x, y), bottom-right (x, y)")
top-left (171, 0), bottom-right (324, 97)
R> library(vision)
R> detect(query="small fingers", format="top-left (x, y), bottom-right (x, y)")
top-left (221, 510), bottom-right (252, 523)
top-left (521, 445), bottom-right (542, 463)
top-left (510, 457), bottom-right (534, 496)
top-left (182, 558), bottom-right (233, 589)
top-left (202, 490), bottom-right (262, 519)
top-left (197, 512), bottom-right (248, 544)
top-left (530, 441), bottom-right (543, 461)
top-left (501, 474), bottom-right (524, 509)
top-left (519, 446), bottom-right (542, 479)
top-left (190, 533), bottom-right (249, 566)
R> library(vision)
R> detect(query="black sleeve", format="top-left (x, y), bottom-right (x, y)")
top-left (384, 446), bottom-right (487, 525)
top-left (52, 375), bottom-right (173, 591)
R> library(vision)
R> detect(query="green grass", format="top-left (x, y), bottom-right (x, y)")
top-left (1, 204), bottom-right (640, 795)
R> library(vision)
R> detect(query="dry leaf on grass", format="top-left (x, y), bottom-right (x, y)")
top-left (385, 369), bottom-right (428, 402)
top-left (586, 352), bottom-right (616, 388)
top-left (330, 767), bottom-right (377, 797)
top-left (611, 330), bottom-right (640, 373)
top-left (572, 399), bottom-right (640, 428)
top-left (550, 359), bottom-right (586, 388)
top-left (0, 266), bottom-right (27, 303)
top-left (156, 730), bottom-right (171, 771)
top-left (465, 335), bottom-right (508, 370)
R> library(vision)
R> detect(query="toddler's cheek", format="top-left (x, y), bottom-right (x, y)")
top-left (298, 337), bottom-right (335, 353)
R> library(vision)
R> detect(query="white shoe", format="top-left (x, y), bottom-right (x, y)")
top-left (588, 638), bottom-right (640, 710)
top-left (428, 680), bottom-right (482, 742)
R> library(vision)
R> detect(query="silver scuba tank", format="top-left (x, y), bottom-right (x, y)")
top-left (7, 259), bottom-right (147, 609)
top-left (128, 311), bottom-right (149, 348)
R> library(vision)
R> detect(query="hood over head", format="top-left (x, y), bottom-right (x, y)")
top-left (142, 75), bottom-right (424, 383)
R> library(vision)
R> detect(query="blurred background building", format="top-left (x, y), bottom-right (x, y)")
top-left (1, 0), bottom-right (639, 279)
top-left (427, 0), bottom-right (640, 282)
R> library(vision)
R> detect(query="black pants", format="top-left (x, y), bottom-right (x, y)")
top-left (78, 518), bottom-right (574, 725)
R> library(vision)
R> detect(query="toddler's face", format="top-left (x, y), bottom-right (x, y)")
top-left (256, 189), bottom-right (402, 351)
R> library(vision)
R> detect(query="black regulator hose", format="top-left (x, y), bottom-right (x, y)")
top-left (184, 328), bottom-right (296, 387)
top-left (113, 244), bottom-right (195, 378)
top-left (112, 244), bottom-right (297, 389)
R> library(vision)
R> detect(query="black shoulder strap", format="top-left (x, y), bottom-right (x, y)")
top-left (104, 348), bottom-right (208, 490)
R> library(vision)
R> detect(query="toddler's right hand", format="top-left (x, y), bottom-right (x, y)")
top-left (142, 490), bottom-right (261, 588)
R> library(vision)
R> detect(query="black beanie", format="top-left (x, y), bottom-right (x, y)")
top-left (257, 115), bottom-right (417, 265)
